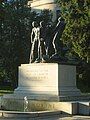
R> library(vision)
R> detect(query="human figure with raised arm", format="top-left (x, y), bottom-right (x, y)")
top-left (30, 21), bottom-right (40, 63)
top-left (53, 17), bottom-right (66, 55)
top-left (50, 16), bottom-right (66, 62)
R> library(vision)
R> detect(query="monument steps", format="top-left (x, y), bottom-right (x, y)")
top-left (1, 63), bottom-right (90, 116)
top-left (2, 93), bottom-right (90, 101)
top-left (1, 94), bottom-right (90, 115)
top-left (0, 110), bottom-right (62, 118)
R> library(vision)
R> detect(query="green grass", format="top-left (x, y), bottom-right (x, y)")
top-left (0, 90), bottom-right (13, 96)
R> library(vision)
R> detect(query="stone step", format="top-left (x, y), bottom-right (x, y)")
top-left (59, 94), bottom-right (90, 101)
top-left (0, 110), bottom-right (61, 118)
top-left (3, 93), bottom-right (90, 102)
top-left (1, 96), bottom-right (90, 115)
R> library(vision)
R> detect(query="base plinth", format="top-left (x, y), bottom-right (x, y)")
top-left (2, 63), bottom-right (90, 115)
top-left (12, 63), bottom-right (81, 101)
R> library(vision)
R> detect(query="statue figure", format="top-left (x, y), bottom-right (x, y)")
top-left (50, 17), bottom-right (67, 62)
top-left (35, 21), bottom-right (46, 63)
top-left (30, 18), bottom-right (66, 63)
top-left (29, 21), bottom-right (40, 63)
top-left (45, 22), bottom-right (53, 56)
top-left (38, 21), bottom-right (53, 61)
top-left (53, 17), bottom-right (66, 55)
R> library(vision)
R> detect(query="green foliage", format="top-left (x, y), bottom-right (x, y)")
top-left (0, 68), bottom-right (8, 82)
top-left (56, 0), bottom-right (90, 62)
top-left (39, 9), bottom-right (52, 23)
top-left (56, 0), bottom-right (90, 92)
top-left (0, 1), bottom-right (52, 89)
top-left (32, 9), bottom-right (52, 25)
top-left (0, 0), bottom-right (33, 88)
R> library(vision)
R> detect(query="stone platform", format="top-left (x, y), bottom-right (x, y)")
top-left (0, 100), bottom-right (90, 115)
top-left (1, 63), bottom-right (90, 115)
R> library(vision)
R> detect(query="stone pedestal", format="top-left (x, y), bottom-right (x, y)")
top-left (14, 63), bottom-right (81, 101)
top-left (2, 63), bottom-right (90, 115)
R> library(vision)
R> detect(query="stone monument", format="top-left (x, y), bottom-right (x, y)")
top-left (2, 18), bottom-right (90, 115)
top-left (14, 63), bottom-right (81, 101)
top-left (7, 18), bottom-right (81, 101)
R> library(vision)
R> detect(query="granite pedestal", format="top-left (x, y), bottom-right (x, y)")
top-left (13, 63), bottom-right (81, 101)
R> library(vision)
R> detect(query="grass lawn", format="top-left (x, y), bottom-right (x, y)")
top-left (0, 90), bottom-right (13, 96)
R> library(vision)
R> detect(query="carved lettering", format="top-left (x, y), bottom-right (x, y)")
top-left (22, 66), bottom-right (49, 81)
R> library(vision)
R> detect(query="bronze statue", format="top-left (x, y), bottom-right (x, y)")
top-left (45, 22), bottom-right (53, 56)
top-left (35, 21), bottom-right (46, 63)
top-left (30, 17), bottom-right (67, 63)
top-left (53, 17), bottom-right (66, 55)
top-left (50, 17), bottom-right (67, 62)
top-left (29, 21), bottom-right (40, 63)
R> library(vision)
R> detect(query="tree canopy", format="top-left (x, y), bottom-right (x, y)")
top-left (0, 0), bottom-right (52, 89)
top-left (56, 0), bottom-right (90, 62)
top-left (56, 0), bottom-right (90, 92)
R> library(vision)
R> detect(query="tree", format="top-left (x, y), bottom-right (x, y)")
top-left (56, 0), bottom-right (90, 92)
top-left (0, 0), bottom-right (33, 89)
top-left (56, 0), bottom-right (90, 62)
top-left (0, 1), bottom-right (52, 89)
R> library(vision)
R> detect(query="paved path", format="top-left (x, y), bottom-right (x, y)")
top-left (0, 115), bottom-right (90, 120)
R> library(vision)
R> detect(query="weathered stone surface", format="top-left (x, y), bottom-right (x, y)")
top-left (14, 63), bottom-right (81, 100)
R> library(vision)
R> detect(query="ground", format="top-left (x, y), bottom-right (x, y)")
top-left (0, 115), bottom-right (90, 120)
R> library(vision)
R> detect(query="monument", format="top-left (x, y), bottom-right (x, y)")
top-left (2, 17), bottom-right (90, 115)
top-left (13, 17), bottom-right (81, 101)
top-left (4, 17), bottom-right (81, 101)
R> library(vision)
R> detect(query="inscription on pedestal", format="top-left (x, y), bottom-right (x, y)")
top-left (16, 63), bottom-right (81, 97)
top-left (19, 64), bottom-right (58, 87)
top-left (22, 65), bottom-right (49, 81)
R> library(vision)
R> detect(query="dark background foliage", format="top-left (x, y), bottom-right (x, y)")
top-left (56, 0), bottom-right (90, 92)
top-left (0, 0), bottom-right (52, 90)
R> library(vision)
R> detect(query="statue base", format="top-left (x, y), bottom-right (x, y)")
top-left (2, 63), bottom-right (90, 115)
top-left (12, 63), bottom-right (81, 101)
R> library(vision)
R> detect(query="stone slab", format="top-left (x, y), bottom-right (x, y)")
top-left (3, 93), bottom-right (90, 102)
top-left (0, 115), bottom-right (90, 120)
top-left (1, 97), bottom-right (90, 115)
top-left (1, 97), bottom-right (78, 115)
top-left (0, 110), bottom-right (61, 118)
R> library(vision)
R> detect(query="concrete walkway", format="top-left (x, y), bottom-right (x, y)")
top-left (0, 115), bottom-right (90, 120)
top-left (0, 110), bottom-right (90, 120)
